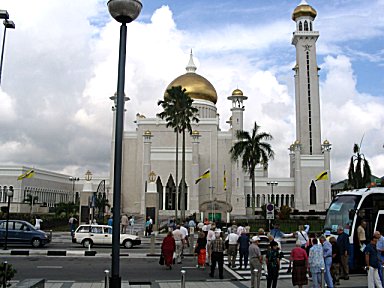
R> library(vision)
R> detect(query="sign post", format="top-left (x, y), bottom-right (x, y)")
top-left (266, 203), bottom-right (274, 231)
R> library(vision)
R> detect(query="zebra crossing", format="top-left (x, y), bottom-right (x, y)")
top-left (224, 252), bottom-right (292, 280)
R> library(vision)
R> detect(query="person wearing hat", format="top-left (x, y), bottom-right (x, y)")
top-left (249, 236), bottom-right (263, 288)
top-left (266, 240), bottom-right (282, 288)
top-left (238, 230), bottom-right (250, 270)
top-left (209, 229), bottom-right (225, 279)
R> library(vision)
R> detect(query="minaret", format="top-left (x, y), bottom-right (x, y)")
top-left (227, 89), bottom-right (248, 215)
top-left (292, 0), bottom-right (321, 155)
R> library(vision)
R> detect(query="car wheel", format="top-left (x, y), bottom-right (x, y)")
top-left (31, 238), bottom-right (42, 248)
top-left (123, 240), bottom-right (133, 249)
top-left (82, 239), bottom-right (93, 248)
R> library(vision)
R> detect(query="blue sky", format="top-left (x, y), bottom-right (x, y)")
top-left (0, 0), bottom-right (383, 182)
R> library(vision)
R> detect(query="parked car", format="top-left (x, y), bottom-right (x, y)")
top-left (74, 224), bottom-right (141, 248)
top-left (0, 220), bottom-right (51, 248)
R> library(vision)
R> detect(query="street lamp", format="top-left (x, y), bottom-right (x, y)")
top-left (69, 176), bottom-right (80, 202)
top-left (3, 185), bottom-right (14, 250)
top-left (107, 1), bottom-right (142, 287)
top-left (0, 10), bottom-right (15, 86)
top-left (267, 181), bottom-right (278, 203)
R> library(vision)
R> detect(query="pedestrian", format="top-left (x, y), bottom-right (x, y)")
top-left (249, 236), bottom-right (262, 288)
top-left (206, 225), bottom-right (216, 266)
top-left (336, 225), bottom-right (350, 280)
top-left (195, 231), bottom-right (207, 268)
top-left (68, 215), bottom-right (77, 238)
top-left (237, 223), bottom-right (245, 236)
top-left (168, 219), bottom-right (176, 232)
top-left (34, 216), bottom-right (43, 230)
top-left (226, 228), bottom-right (239, 268)
top-left (296, 224), bottom-right (310, 249)
top-left (161, 231), bottom-right (176, 270)
top-left (320, 235), bottom-right (334, 288)
top-left (145, 216), bottom-right (153, 237)
top-left (305, 232), bottom-right (317, 256)
top-left (173, 225), bottom-right (183, 264)
top-left (107, 216), bottom-right (113, 227)
top-left (209, 229), bottom-right (225, 279)
top-left (121, 214), bottom-right (129, 234)
top-left (365, 235), bottom-right (383, 288)
top-left (180, 223), bottom-right (189, 253)
top-left (129, 216), bottom-right (135, 234)
top-left (308, 238), bottom-right (325, 288)
top-left (258, 228), bottom-right (270, 273)
top-left (329, 236), bottom-right (341, 286)
top-left (375, 230), bottom-right (384, 285)
top-left (266, 240), bottom-right (281, 288)
top-left (289, 240), bottom-right (308, 288)
top-left (270, 223), bottom-right (293, 250)
top-left (356, 219), bottom-right (367, 270)
top-left (238, 230), bottom-right (250, 270)
top-left (188, 218), bottom-right (196, 234)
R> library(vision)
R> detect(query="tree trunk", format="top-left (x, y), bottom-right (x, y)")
top-left (175, 132), bottom-right (179, 221)
top-left (251, 170), bottom-right (255, 216)
top-left (180, 129), bottom-right (186, 221)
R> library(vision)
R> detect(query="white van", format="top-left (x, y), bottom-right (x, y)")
top-left (374, 210), bottom-right (384, 233)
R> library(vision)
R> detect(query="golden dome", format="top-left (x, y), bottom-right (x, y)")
top-left (144, 130), bottom-right (152, 136)
top-left (192, 130), bottom-right (200, 135)
top-left (323, 139), bottom-right (330, 145)
top-left (232, 88), bottom-right (243, 96)
top-left (292, 2), bottom-right (317, 21)
top-left (165, 72), bottom-right (217, 104)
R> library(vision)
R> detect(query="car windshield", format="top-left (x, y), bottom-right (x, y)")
top-left (324, 194), bottom-right (361, 235)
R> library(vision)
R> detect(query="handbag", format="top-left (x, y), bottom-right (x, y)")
top-left (159, 254), bottom-right (164, 265)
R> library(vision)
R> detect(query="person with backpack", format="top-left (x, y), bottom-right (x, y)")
top-left (266, 240), bottom-right (281, 288)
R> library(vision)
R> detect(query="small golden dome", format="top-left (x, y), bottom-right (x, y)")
top-left (165, 73), bottom-right (217, 104)
top-left (294, 140), bottom-right (300, 145)
top-left (292, 1), bottom-right (317, 21)
top-left (144, 130), bottom-right (151, 136)
top-left (232, 88), bottom-right (243, 96)
top-left (192, 130), bottom-right (199, 135)
top-left (323, 139), bottom-right (330, 145)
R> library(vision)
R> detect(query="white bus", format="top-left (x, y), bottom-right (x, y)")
top-left (324, 187), bottom-right (384, 269)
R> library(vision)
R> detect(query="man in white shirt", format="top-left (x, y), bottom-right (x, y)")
top-left (206, 225), bottom-right (216, 266)
top-left (180, 224), bottom-right (189, 254)
top-left (226, 230), bottom-right (239, 268)
top-left (173, 226), bottom-right (183, 264)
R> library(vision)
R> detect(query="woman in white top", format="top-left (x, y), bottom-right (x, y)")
top-left (35, 216), bottom-right (43, 230)
top-left (296, 224), bottom-right (310, 248)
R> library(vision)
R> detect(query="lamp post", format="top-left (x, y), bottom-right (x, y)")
top-left (107, 1), bottom-right (142, 287)
top-left (267, 181), bottom-right (278, 203)
top-left (3, 185), bottom-right (14, 250)
top-left (69, 176), bottom-right (80, 203)
top-left (0, 10), bottom-right (15, 86)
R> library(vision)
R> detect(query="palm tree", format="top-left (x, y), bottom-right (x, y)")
top-left (23, 194), bottom-right (38, 215)
top-left (348, 143), bottom-right (372, 189)
top-left (230, 122), bottom-right (274, 214)
top-left (158, 86), bottom-right (199, 221)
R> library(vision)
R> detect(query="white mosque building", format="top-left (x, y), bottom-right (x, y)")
top-left (110, 1), bottom-right (332, 222)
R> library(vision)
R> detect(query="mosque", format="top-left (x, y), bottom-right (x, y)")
top-left (110, 0), bottom-right (332, 223)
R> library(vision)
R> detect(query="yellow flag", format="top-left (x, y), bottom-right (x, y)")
top-left (315, 171), bottom-right (328, 181)
top-left (224, 169), bottom-right (227, 191)
top-left (195, 169), bottom-right (210, 184)
top-left (17, 169), bottom-right (35, 181)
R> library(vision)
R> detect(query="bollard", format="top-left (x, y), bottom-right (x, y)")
top-left (253, 269), bottom-right (258, 288)
top-left (320, 267), bottom-right (325, 288)
top-left (2, 261), bottom-right (8, 288)
top-left (88, 243), bottom-right (91, 251)
top-left (150, 233), bottom-right (155, 255)
top-left (104, 269), bottom-right (110, 288)
top-left (189, 234), bottom-right (195, 254)
top-left (181, 270), bottom-right (186, 288)
top-left (49, 230), bottom-right (53, 241)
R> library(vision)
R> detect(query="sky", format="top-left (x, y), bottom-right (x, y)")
top-left (0, 0), bottom-right (383, 183)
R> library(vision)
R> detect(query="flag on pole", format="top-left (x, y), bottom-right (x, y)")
top-left (195, 169), bottom-right (210, 184)
top-left (17, 169), bottom-right (35, 181)
top-left (315, 171), bottom-right (328, 181)
top-left (224, 169), bottom-right (227, 191)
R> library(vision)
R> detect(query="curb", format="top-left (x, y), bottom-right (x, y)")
top-left (2, 250), bottom-right (98, 257)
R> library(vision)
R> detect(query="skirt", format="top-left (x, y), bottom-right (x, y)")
top-left (292, 259), bottom-right (308, 286)
top-left (198, 248), bottom-right (206, 266)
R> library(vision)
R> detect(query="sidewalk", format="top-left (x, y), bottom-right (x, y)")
top-left (13, 274), bottom-right (369, 288)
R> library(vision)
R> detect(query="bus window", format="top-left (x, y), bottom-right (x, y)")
top-left (375, 213), bottom-right (384, 233)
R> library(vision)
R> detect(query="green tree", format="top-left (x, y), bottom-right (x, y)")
top-left (0, 262), bottom-right (16, 287)
top-left (348, 143), bottom-right (372, 189)
top-left (23, 194), bottom-right (38, 215)
top-left (54, 202), bottom-right (78, 218)
top-left (230, 122), bottom-right (274, 214)
top-left (158, 86), bottom-right (199, 221)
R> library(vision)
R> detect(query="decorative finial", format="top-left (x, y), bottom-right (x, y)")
top-left (186, 49), bottom-right (197, 73)
top-left (299, 0), bottom-right (308, 5)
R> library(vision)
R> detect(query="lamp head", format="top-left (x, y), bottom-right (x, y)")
top-left (107, 0), bottom-right (142, 24)
top-left (3, 19), bottom-right (15, 29)
top-left (7, 186), bottom-right (14, 197)
top-left (0, 10), bottom-right (9, 20)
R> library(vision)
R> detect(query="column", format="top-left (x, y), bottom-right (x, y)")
top-left (190, 130), bottom-right (200, 213)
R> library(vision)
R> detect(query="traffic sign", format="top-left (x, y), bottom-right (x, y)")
top-left (266, 203), bottom-right (274, 220)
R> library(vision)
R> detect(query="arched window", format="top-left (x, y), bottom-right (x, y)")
top-left (286, 195), bottom-right (290, 206)
top-left (280, 194), bottom-right (284, 207)
top-left (262, 195), bottom-right (266, 206)
top-left (310, 180), bottom-right (317, 204)
top-left (291, 195), bottom-right (295, 207)
top-left (276, 194), bottom-right (280, 207)
top-left (271, 194), bottom-right (275, 204)
top-left (299, 21), bottom-right (303, 31)
top-left (310, 22), bottom-right (313, 31)
top-left (156, 177), bottom-right (163, 210)
top-left (256, 195), bottom-right (260, 208)
top-left (304, 20), bottom-right (309, 31)
top-left (246, 194), bottom-right (251, 208)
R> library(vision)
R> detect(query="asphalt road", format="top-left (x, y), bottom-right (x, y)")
top-left (6, 256), bottom-right (232, 283)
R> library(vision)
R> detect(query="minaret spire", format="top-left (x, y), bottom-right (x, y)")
top-left (186, 49), bottom-right (197, 73)
top-left (299, 0), bottom-right (308, 5)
